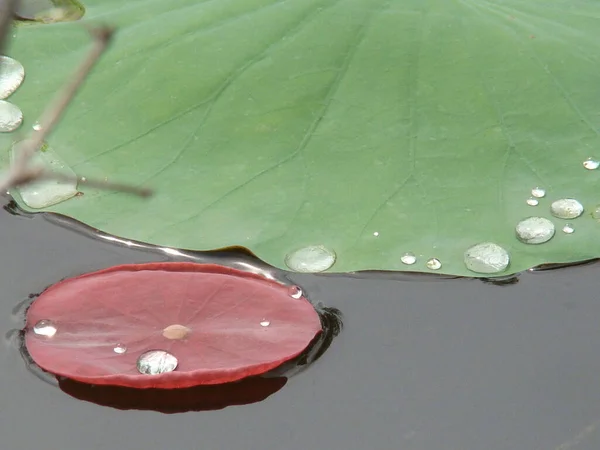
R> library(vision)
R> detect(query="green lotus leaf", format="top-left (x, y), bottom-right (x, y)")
top-left (2, 0), bottom-right (600, 276)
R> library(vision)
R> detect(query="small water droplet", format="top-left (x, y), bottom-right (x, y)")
top-left (400, 252), bottom-right (416, 265)
top-left (531, 187), bottom-right (546, 198)
top-left (526, 197), bottom-right (539, 206)
top-left (32, 122), bottom-right (42, 131)
top-left (516, 217), bottom-right (555, 244)
top-left (284, 245), bottom-right (336, 273)
top-left (0, 100), bottom-right (22, 132)
top-left (33, 319), bottom-right (57, 337)
top-left (583, 158), bottom-right (599, 170)
top-left (136, 350), bottom-right (178, 375)
top-left (288, 286), bottom-right (303, 299)
top-left (373, 231), bottom-right (379, 237)
top-left (562, 224), bottom-right (575, 234)
top-left (550, 198), bottom-right (584, 219)
top-left (0, 56), bottom-right (24, 99)
top-left (464, 242), bottom-right (510, 274)
top-left (113, 344), bottom-right (127, 354)
top-left (426, 258), bottom-right (442, 270)
top-left (260, 320), bottom-right (271, 327)
top-left (592, 205), bottom-right (600, 221)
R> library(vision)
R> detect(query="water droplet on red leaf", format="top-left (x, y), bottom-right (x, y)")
top-left (288, 286), bottom-right (303, 299)
top-left (24, 262), bottom-right (322, 389)
top-left (137, 350), bottom-right (178, 375)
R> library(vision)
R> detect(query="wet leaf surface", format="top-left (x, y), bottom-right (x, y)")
top-left (3, 0), bottom-right (600, 276)
top-left (24, 262), bottom-right (322, 388)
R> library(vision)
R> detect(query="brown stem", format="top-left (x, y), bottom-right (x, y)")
top-left (15, 26), bottom-right (115, 169)
top-left (39, 171), bottom-right (153, 198)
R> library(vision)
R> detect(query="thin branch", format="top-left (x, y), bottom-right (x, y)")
top-left (14, 26), bottom-right (114, 169)
top-left (40, 172), bottom-right (153, 198)
top-left (0, 24), bottom-right (153, 198)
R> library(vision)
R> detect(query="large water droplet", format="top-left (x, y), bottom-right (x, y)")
top-left (583, 158), bottom-right (599, 170)
top-left (33, 319), bottom-right (57, 337)
top-left (515, 217), bottom-right (555, 244)
top-left (15, 0), bottom-right (85, 23)
top-left (0, 100), bottom-right (22, 132)
top-left (136, 350), bottom-right (178, 375)
top-left (113, 344), bottom-right (127, 354)
top-left (526, 198), bottom-right (539, 206)
top-left (400, 252), bottom-right (416, 265)
top-left (464, 242), bottom-right (510, 274)
top-left (562, 224), bottom-right (574, 234)
top-left (426, 258), bottom-right (442, 270)
top-left (0, 56), bottom-right (24, 99)
top-left (531, 187), bottom-right (546, 198)
top-left (284, 245), bottom-right (336, 273)
top-left (550, 198), bottom-right (584, 219)
top-left (10, 140), bottom-right (78, 208)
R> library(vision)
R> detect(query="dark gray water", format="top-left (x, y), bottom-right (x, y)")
top-left (1, 200), bottom-right (600, 450)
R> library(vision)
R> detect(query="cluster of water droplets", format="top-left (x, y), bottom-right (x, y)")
top-left (0, 56), bottom-right (24, 132)
top-left (518, 179), bottom-right (586, 244)
top-left (282, 156), bottom-right (599, 277)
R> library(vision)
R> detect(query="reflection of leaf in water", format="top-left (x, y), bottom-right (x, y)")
top-left (4, 0), bottom-right (600, 277)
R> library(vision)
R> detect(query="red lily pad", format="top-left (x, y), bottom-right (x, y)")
top-left (24, 262), bottom-right (322, 389)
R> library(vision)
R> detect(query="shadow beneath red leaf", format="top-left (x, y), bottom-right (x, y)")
top-left (58, 375), bottom-right (288, 414)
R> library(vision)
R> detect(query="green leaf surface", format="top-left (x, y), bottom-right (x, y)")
top-left (3, 0), bottom-right (600, 276)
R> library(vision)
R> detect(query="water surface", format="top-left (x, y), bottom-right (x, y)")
top-left (1, 200), bottom-right (600, 450)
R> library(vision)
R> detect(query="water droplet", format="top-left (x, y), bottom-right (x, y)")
top-left (464, 242), bottom-right (510, 274)
top-left (516, 217), bottom-right (555, 244)
top-left (550, 198), bottom-right (584, 219)
top-left (32, 122), bottom-right (42, 131)
top-left (288, 286), bottom-right (303, 299)
top-left (400, 252), bottom-right (416, 265)
top-left (284, 245), bottom-right (336, 273)
top-left (260, 320), bottom-right (270, 327)
top-left (10, 140), bottom-right (78, 208)
top-left (33, 319), bottom-right (57, 337)
top-left (0, 100), bottom-right (22, 132)
top-left (136, 350), bottom-right (178, 375)
top-left (592, 205), bottom-right (600, 221)
top-left (583, 158), bottom-right (599, 170)
top-left (526, 197), bottom-right (539, 206)
top-left (0, 56), bottom-right (24, 99)
top-left (373, 231), bottom-right (379, 237)
top-left (531, 187), bottom-right (546, 198)
top-left (562, 224), bottom-right (575, 234)
top-left (113, 344), bottom-right (127, 354)
top-left (162, 324), bottom-right (190, 340)
top-left (16, 1), bottom-right (85, 23)
top-left (426, 258), bottom-right (442, 270)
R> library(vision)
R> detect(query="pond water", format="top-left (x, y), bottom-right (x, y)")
top-left (1, 198), bottom-right (600, 450)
